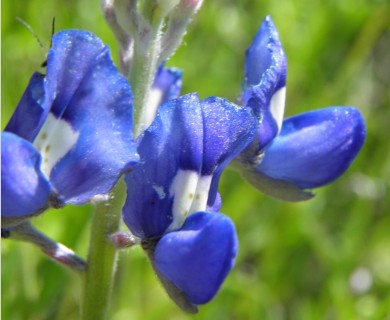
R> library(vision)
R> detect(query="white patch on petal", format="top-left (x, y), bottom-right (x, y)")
top-left (270, 86), bottom-right (286, 133)
top-left (189, 175), bottom-right (212, 214)
top-left (167, 170), bottom-right (213, 232)
top-left (168, 170), bottom-right (200, 231)
top-left (33, 113), bottom-right (79, 178)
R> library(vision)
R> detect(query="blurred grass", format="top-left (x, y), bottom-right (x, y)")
top-left (2, 0), bottom-right (390, 319)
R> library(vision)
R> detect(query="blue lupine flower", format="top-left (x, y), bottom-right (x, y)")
top-left (122, 93), bottom-right (257, 312)
top-left (2, 30), bottom-right (138, 227)
top-left (235, 16), bottom-right (366, 201)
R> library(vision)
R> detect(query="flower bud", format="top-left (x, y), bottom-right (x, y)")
top-left (157, 0), bottom-right (181, 18)
top-left (178, 0), bottom-right (203, 16)
top-left (158, 0), bottom-right (203, 61)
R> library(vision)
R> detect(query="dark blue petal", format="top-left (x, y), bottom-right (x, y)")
top-left (152, 65), bottom-right (183, 106)
top-left (123, 94), bottom-right (203, 238)
top-left (1, 132), bottom-right (52, 220)
top-left (243, 15), bottom-right (286, 90)
top-left (242, 67), bottom-right (286, 151)
top-left (246, 107), bottom-right (365, 200)
top-left (34, 30), bottom-right (138, 204)
top-left (5, 73), bottom-right (52, 142)
top-left (242, 15), bottom-right (287, 151)
top-left (201, 97), bottom-right (257, 205)
top-left (154, 212), bottom-right (238, 305)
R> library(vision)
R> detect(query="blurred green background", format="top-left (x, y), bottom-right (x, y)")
top-left (2, 0), bottom-right (390, 319)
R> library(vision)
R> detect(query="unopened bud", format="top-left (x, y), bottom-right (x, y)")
top-left (178, 0), bottom-right (203, 15)
top-left (158, 0), bottom-right (204, 61)
top-left (109, 230), bottom-right (141, 248)
top-left (157, 0), bottom-right (181, 18)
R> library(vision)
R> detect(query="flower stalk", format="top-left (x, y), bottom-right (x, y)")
top-left (7, 222), bottom-right (86, 272)
top-left (79, 179), bottom-right (127, 320)
top-left (78, 1), bottom-right (207, 317)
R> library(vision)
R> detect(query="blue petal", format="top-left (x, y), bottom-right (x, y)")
top-left (244, 107), bottom-right (366, 200)
top-left (5, 73), bottom-right (52, 142)
top-left (243, 15), bottom-right (286, 90)
top-left (152, 65), bottom-right (183, 106)
top-left (123, 94), bottom-right (203, 238)
top-left (242, 67), bottom-right (286, 151)
top-left (37, 30), bottom-right (138, 204)
top-left (201, 97), bottom-right (257, 206)
top-left (154, 212), bottom-right (238, 306)
top-left (1, 132), bottom-right (53, 221)
top-left (242, 15), bottom-right (287, 151)
top-left (201, 97), bottom-right (257, 175)
top-left (45, 30), bottom-right (112, 118)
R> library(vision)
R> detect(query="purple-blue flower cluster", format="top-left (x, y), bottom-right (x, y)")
top-left (1, 15), bottom-right (366, 312)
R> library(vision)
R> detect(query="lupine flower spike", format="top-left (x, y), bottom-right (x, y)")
top-left (2, 7), bottom-right (367, 317)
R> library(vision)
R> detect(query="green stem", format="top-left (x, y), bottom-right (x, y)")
top-left (79, 179), bottom-right (127, 320)
top-left (130, 21), bottom-right (163, 137)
